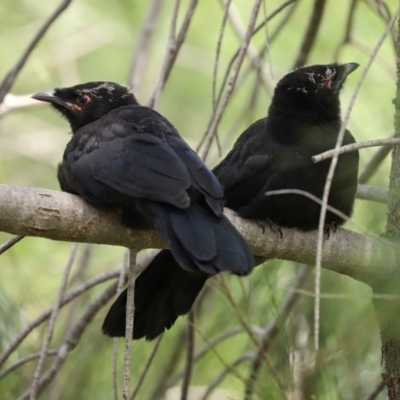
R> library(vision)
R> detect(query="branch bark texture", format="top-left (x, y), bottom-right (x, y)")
top-left (0, 184), bottom-right (397, 286)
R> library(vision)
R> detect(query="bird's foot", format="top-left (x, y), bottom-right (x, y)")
top-left (324, 221), bottom-right (337, 240)
top-left (257, 219), bottom-right (283, 238)
top-left (257, 220), bottom-right (266, 234)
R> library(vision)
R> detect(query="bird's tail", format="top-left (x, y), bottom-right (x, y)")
top-left (102, 250), bottom-right (207, 340)
top-left (150, 202), bottom-right (254, 276)
top-left (102, 203), bottom-right (253, 340)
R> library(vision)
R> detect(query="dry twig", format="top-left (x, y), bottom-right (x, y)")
top-left (0, 0), bottom-right (72, 103)
top-left (29, 243), bottom-right (77, 400)
top-left (312, 137), bottom-right (400, 163)
top-left (313, 6), bottom-right (400, 351)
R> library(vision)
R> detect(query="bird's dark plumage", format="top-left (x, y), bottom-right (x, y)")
top-left (32, 81), bottom-right (254, 340)
top-left (104, 251), bottom-right (208, 340)
top-left (214, 62), bottom-right (359, 230)
top-left (104, 62), bottom-right (360, 341)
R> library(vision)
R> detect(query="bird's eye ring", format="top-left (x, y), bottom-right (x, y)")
top-left (77, 94), bottom-right (91, 105)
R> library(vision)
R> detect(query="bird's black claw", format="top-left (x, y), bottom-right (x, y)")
top-left (257, 220), bottom-right (266, 234)
top-left (324, 221), bottom-right (337, 240)
top-left (260, 219), bottom-right (283, 239)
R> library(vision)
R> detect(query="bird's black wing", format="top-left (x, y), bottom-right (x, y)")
top-left (93, 131), bottom-right (192, 208)
top-left (213, 118), bottom-right (273, 210)
top-left (94, 105), bottom-right (224, 213)
top-left (125, 106), bottom-right (224, 215)
top-left (166, 135), bottom-right (224, 215)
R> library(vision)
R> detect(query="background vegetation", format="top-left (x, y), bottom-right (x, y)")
top-left (0, 0), bottom-right (398, 399)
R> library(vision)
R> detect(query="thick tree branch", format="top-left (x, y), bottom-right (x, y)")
top-left (0, 184), bottom-right (397, 285)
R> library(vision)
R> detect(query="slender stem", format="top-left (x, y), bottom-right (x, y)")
top-left (17, 281), bottom-right (119, 400)
top-left (113, 250), bottom-right (130, 400)
top-left (0, 0), bottom-right (72, 103)
top-left (292, 0), bottom-right (327, 68)
top-left (129, 0), bottom-right (164, 92)
top-left (0, 269), bottom-right (122, 369)
top-left (359, 138), bottom-right (394, 184)
top-left (363, 379), bottom-right (385, 400)
top-left (313, 6), bottom-right (400, 351)
top-left (122, 249), bottom-right (138, 399)
top-left (29, 243), bottom-right (77, 400)
top-left (0, 235), bottom-right (24, 255)
top-left (181, 310), bottom-right (195, 400)
top-left (244, 265), bottom-right (312, 399)
top-left (130, 335), bottom-right (163, 400)
top-left (201, 0), bottom-right (263, 161)
top-left (312, 137), bottom-right (400, 163)
top-left (148, 0), bottom-right (199, 109)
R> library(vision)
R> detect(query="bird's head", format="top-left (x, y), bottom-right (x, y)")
top-left (272, 63), bottom-right (359, 123)
top-left (32, 82), bottom-right (138, 131)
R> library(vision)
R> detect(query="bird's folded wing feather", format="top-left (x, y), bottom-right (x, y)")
top-left (166, 135), bottom-right (224, 215)
top-left (94, 133), bottom-right (192, 208)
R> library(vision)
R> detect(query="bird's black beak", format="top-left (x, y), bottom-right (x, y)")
top-left (32, 91), bottom-right (73, 111)
top-left (334, 63), bottom-right (359, 92)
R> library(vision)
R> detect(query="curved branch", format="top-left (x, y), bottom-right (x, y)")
top-left (0, 184), bottom-right (398, 284)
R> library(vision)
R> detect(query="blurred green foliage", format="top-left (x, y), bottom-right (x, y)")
top-left (0, 0), bottom-right (397, 399)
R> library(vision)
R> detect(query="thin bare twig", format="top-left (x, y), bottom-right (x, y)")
top-left (196, 0), bottom-right (296, 154)
top-left (350, 36), bottom-right (396, 75)
top-left (0, 0), bottom-right (72, 104)
top-left (213, 0), bottom-right (297, 109)
top-left (218, 275), bottom-right (288, 397)
top-left (129, 0), bottom-right (164, 92)
top-left (181, 310), bottom-right (195, 400)
top-left (149, 328), bottom-right (187, 400)
top-left (199, 353), bottom-right (254, 400)
top-left (113, 250), bottom-right (130, 400)
top-left (0, 350), bottom-right (57, 381)
top-left (167, 326), bottom-right (245, 387)
top-left (201, 0), bottom-right (263, 161)
top-left (209, 0), bottom-right (233, 156)
top-left (212, 0), bottom-right (232, 112)
top-left (265, 189), bottom-right (350, 223)
top-left (130, 335), bottom-right (163, 400)
top-left (17, 281), bottom-right (119, 400)
top-left (29, 243), bottom-right (78, 400)
top-left (269, 0), bottom-right (299, 43)
top-left (148, 0), bottom-right (199, 109)
top-left (123, 249), bottom-right (138, 399)
top-left (312, 137), bottom-right (400, 163)
top-left (359, 138), bottom-right (394, 184)
top-left (194, 329), bottom-right (266, 400)
top-left (280, 287), bottom-right (400, 300)
top-left (363, 379), bottom-right (385, 400)
top-left (244, 265), bottom-right (312, 400)
top-left (313, 6), bottom-right (400, 351)
top-left (333, 0), bottom-right (357, 60)
top-left (220, 0), bottom-right (274, 92)
top-left (365, 0), bottom-right (397, 51)
top-left (0, 235), bottom-right (24, 255)
top-left (0, 269), bottom-right (122, 369)
top-left (293, 0), bottom-right (327, 68)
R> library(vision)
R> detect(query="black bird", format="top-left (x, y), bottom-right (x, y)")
top-left (32, 82), bottom-right (254, 340)
top-left (102, 62), bottom-right (360, 341)
top-left (214, 62), bottom-right (360, 231)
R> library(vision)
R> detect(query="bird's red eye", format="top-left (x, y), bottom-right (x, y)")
top-left (77, 94), bottom-right (91, 105)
